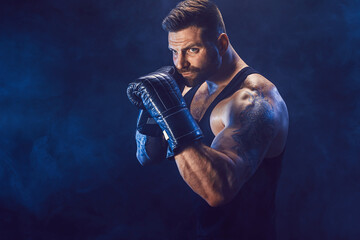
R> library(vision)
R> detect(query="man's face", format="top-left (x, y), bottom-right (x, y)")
top-left (168, 26), bottom-right (220, 87)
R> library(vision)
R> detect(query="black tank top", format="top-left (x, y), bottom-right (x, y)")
top-left (183, 67), bottom-right (285, 240)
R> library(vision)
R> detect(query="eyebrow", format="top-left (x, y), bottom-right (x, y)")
top-left (168, 43), bottom-right (202, 51)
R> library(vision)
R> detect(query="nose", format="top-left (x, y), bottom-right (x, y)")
top-left (174, 52), bottom-right (189, 70)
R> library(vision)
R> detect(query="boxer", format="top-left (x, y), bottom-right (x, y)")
top-left (127, 0), bottom-right (288, 239)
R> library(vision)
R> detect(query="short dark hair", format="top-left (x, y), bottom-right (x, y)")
top-left (162, 0), bottom-right (226, 41)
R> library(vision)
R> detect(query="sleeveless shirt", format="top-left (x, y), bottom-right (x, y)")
top-left (183, 67), bottom-right (285, 240)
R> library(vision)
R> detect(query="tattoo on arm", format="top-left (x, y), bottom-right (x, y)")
top-left (231, 90), bottom-right (276, 175)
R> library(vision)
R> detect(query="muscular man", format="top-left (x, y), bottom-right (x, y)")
top-left (127, 0), bottom-right (289, 239)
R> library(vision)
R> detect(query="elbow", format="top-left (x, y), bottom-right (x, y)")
top-left (207, 198), bottom-right (224, 207)
top-left (205, 182), bottom-right (243, 207)
top-left (205, 193), bottom-right (232, 207)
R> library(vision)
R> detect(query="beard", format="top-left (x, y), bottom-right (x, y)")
top-left (177, 59), bottom-right (220, 87)
top-left (178, 67), bottom-right (204, 87)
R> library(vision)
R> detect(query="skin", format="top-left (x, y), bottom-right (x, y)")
top-left (167, 26), bottom-right (289, 207)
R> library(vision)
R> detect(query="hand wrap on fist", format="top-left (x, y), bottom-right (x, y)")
top-left (127, 66), bottom-right (203, 154)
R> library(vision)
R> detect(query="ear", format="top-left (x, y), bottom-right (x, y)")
top-left (217, 33), bottom-right (229, 56)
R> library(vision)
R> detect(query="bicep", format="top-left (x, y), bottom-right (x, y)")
top-left (211, 92), bottom-right (277, 180)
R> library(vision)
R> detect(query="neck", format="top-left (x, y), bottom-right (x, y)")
top-left (206, 44), bottom-right (247, 93)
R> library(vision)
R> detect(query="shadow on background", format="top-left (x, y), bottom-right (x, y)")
top-left (0, 0), bottom-right (359, 239)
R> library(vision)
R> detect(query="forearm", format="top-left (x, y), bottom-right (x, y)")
top-left (136, 130), bottom-right (167, 165)
top-left (174, 141), bottom-right (242, 207)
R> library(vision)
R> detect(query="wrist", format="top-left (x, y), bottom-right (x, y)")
top-left (172, 139), bottom-right (203, 156)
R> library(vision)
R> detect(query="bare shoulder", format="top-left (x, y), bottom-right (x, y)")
top-left (224, 73), bottom-right (288, 155)
top-left (230, 73), bottom-right (287, 123)
top-left (212, 73), bottom-right (288, 128)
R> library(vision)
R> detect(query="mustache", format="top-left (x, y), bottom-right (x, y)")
top-left (177, 68), bottom-right (200, 74)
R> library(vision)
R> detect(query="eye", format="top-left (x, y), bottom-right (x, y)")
top-left (170, 49), bottom-right (178, 56)
top-left (188, 48), bottom-right (199, 53)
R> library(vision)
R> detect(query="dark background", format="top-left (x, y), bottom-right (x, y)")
top-left (0, 0), bottom-right (359, 239)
